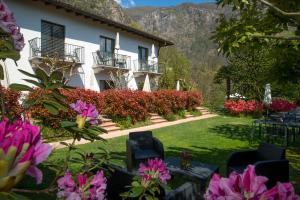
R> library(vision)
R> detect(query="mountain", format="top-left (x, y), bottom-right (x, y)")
top-left (126, 3), bottom-right (230, 68)
top-left (55, 0), bottom-right (132, 24)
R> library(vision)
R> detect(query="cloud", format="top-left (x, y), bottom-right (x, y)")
top-left (114, 0), bottom-right (135, 8)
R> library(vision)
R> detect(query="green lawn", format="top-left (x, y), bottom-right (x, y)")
top-left (17, 116), bottom-right (300, 199)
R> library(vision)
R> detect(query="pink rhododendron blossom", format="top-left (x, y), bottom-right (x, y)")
top-left (139, 158), bottom-right (171, 184)
top-left (0, 0), bottom-right (24, 51)
top-left (205, 165), bottom-right (299, 200)
top-left (0, 118), bottom-right (52, 191)
top-left (261, 182), bottom-right (300, 200)
top-left (57, 170), bottom-right (107, 200)
top-left (70, 100), bottom-right (99, 125)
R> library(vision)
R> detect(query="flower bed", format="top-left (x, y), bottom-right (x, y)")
top-left (27, 89), bottom-right (203, 126)
top-left (224, 99), bottom-right (264, 116)
top-left (270, 99), bottom-right (297, 112)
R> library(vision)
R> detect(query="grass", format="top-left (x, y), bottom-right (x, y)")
top-left (16, 116), bottom-right (300, 199)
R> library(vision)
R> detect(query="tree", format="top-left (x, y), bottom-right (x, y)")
top-left (159, 47), bottom-right (192, 90)
top-left (215, 42), bottom-right (275, 100)
top-left (213, 0), bottom-right (300, 56)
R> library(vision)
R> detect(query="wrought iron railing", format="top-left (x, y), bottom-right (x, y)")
top-left (92, 51), bottom-right (131, 70)
top-left (133, 60), bottom-right (162, 73)
top-left (28, 37), bottom-right (85, 63)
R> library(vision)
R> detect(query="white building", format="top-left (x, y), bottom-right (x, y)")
top-left (3, 0), bottom-right (173, 91)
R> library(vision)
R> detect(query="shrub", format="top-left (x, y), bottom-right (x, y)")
top-left (185, 91), bottom-right (203, 111)
top-left (270, 99), bottom-right (296, 112)
top-left (101, 90), bottom-right (149, 123)
top-left (224, 99), bottom-right (264, 116)
top-left (27, 89), bottom-right (203, 127)
top-left (0, 87), bottom-right (23, 118)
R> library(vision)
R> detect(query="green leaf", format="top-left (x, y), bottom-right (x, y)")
top-left (60, 121), bottom-right (77, 128)
top-left (50, 70), bottom-right (63, 81)
top-left (18, 69), bottom-right (38, 79)
top-left (23, 99), bottom-right (37, 109)
top-left (130, 186), bottom-right (143, 197)
top-left (44, 102), bottom-right (59, 115)
top-left (23, 79), bottom-right (44, 88)
top-left (0, 192), bottom-right (30, 200)
top-left (44, 100), bottom-right (68, 112)
top-left (46, 82), bottom-right (64, 90)
top-left (35, 68), bottom-right (49, 84)
top-left (0, 64), bottom-right (4, 80)
top-left (9, 83), bottom-right (33, 91)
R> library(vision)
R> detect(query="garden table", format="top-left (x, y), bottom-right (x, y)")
top-left (164, 156), bottom-right (219, 194)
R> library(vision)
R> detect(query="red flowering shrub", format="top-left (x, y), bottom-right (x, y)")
top-left (270, 99), bottom-right (296, 112)
top-left (224, 99), bottom-right (264, 115)
top-left (0, 87), bottom-right (22, 118)
top-left (185, 91), bottom-right (203, 111)
top-left (27, 88), bottom-right (203, 127)
top-left (101, 90), bottom-right (149, 123)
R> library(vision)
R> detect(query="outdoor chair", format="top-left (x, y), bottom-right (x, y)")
top-left (164, 182), bottom-right (198, 200)
top-left (126, 131), bottom-right (164, 171)
top-left (227, 142), bottom-right (289, 188)
top-left (106, 164), bottom-right (135, 200)
top-left (97, 50), bottom-right (112, 66)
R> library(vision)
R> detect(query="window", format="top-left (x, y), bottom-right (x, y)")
top-left (138, 46), bottom-right (149, 70)
top-left (138, 46), bottom-right (148, 61)
top-left (41, 20), bottom-right (65, 57)
top-left (100, 36), bottom-right (115, 53)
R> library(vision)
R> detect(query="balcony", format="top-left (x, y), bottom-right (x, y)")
top-left (92, 51), bottom-right (131, 73)
top-left (133, 60), bottom-right (162, 77)
top-left (28, 37), bottom-right (85, 64)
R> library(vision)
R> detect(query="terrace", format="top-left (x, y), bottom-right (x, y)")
top-left (28, 37), bottom-right (85, 65)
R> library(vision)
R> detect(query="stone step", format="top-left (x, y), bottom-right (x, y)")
top-left (101, 118), bottom-right (112, 123)
top-left (150, 113), bottom-right (159, 117)
top-left (151, 119), bottom-right (167, 124)
top-left (185, 114), bottom-right (194, 118)
top-left (104, 126), bottom-right (121, 133)
top-left (100, 122), bottom-right (117, 128)
top-left (150, 116), bottom-right (162, 120)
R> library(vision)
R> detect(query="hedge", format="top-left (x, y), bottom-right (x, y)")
top-left (26, 88), bottom-right (203, 127)
top-left (0, 87), bottom-right (22, 118)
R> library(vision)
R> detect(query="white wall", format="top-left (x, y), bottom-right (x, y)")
top-left (6, 0), bottom-right (160, 92)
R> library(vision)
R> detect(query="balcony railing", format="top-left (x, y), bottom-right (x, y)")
top-left (29, 37), bottom-right (85, 64)
top-left (92, 51), bottom-right (131, 70)
top-left (133, 60), bottom-right (162, 74)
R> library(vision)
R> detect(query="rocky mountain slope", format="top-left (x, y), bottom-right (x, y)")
top-left (126, 3), bottom-right (230, 68)
top-left (56, 0), bottom-right (132, 24)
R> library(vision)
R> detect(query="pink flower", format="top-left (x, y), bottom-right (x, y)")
top-left (90, 170), bottom-right (107, 200)
top-left (139, 158), bottom-right (171, 184)
top-left (205, 165), bottom-right (299, 200)
top-left (0, 118), bottom-right (52, 191)
top-left (0, 0), bottom-right (24, 51)
top-left (57, 170), bottom-right (107, 200)
top-left (261, 182), bottom-right (300, 200)
top-left (70, 100), bottom-right (99, 125)
top-left (241, 165), bottom-right (268, 199)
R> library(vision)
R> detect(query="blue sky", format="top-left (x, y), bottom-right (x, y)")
top-left (114, 0), bottom-right (216, 8)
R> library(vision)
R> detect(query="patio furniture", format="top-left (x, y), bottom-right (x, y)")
top-left (165, 156), bottom-right (219, 194)
top-left (164, 182), bottom-right (198, 200)
top-left (227, 142), bottom-right (289, 188)
top-left (106, 164), bottom-right (198, 200)
top-left (97, 50), bottom-right (112, 65)
top-left (126, 131), bottom-right (164, 171)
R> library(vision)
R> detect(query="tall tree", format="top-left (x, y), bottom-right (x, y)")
top-left (159, 47), bottom-right (192, 90)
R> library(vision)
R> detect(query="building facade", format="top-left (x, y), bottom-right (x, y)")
top-left (3, 0), bottom-right (173, 91)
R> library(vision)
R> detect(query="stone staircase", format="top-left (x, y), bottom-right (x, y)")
top-left (150, 113), bottom-right (168, 124)
top-left (99, 117), bottom-right (121, 133)
top-left (196, 107), bottom-right (212, 116)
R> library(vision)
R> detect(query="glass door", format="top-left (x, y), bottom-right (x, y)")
top-left (138, 46), bottom-right (148, 71)
top-left (41, 20), bottom-right (65, 58)
top-left (100, 36), bottom-right (115, 66)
